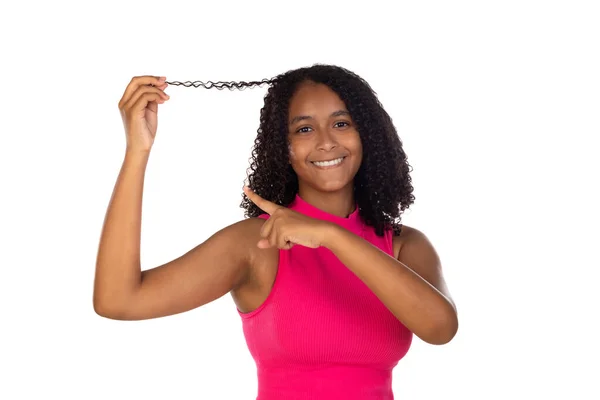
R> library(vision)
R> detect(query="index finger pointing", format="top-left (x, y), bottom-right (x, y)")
top-left (244, 186), bottom-right (279, 215)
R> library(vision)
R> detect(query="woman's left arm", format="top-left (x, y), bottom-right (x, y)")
top-left (324, 225), bottom-right (458, 345)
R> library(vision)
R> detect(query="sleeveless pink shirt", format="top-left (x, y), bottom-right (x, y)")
top-left (237, 194), bottom-right (413, 399)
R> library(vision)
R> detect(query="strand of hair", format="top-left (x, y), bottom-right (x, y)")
top-left (164, 79), bottom-right (272, 90)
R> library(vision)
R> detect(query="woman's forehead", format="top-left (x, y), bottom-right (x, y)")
top-left (288, 83), bottom-right (348, 119)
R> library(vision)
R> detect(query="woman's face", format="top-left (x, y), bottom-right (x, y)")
top-left (287, 81), bottom-right (363, 193)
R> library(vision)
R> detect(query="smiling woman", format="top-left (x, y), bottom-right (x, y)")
top-left (94, 64), bottom-right (458, 400)
top-left (287, 82), bottom-right (363, 195)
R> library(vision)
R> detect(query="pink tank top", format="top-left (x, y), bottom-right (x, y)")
top-left (237, 194), bottom-right (413, 400)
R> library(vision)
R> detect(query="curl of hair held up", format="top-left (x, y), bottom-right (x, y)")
top-left (167, 64), bottom-right (414, 236)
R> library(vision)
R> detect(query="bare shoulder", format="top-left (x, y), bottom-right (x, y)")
top-left (234, 216), bottom-right (268, 243)
top-left (213, 216), bottom-right (266, 244)
top-left (392, 224), bottom-right (437, 262)
top-left (394, 223), bottom-right (419, 239)
top-left (216, 216), bottom-right (267, 278)
top-left (392, 224), bottom-right (418, 258)
top-left (232, 215), bottom-right (267, 235)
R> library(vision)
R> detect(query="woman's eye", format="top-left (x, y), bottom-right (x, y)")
top-left (335, 121), bottom-right (349, 128)
top-left (297, 127), bottom-right (312, 133)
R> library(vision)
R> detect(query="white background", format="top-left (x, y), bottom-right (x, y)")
top-left (1, 0), bottom-right (598, 399)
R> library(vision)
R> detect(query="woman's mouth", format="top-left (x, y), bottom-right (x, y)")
top-left (311, 156), bottom-right (346, 169)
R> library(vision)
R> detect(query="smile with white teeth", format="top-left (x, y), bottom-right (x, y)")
top-left (311, 157), bottom-right (345, 167)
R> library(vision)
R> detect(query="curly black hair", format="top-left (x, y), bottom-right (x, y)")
top-left (166, 64), bottom-right (414, 236)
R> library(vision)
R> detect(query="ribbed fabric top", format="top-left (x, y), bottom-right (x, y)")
top-left (237, 194), bottom-right (413, 400)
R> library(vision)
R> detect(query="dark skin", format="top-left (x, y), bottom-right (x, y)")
top-left (236, 81), bottom-right (458, 345)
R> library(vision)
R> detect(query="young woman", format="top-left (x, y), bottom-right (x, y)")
top-left (93, 64), bottom-right (458, 399)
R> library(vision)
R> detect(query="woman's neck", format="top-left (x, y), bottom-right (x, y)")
top-left (297, 184), bottom-right (356, 219)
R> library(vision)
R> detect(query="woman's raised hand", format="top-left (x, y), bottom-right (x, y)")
top-left (118, 75), bottom-right (170, 152)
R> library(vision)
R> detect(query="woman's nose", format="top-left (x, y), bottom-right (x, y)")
top-left (315, 128), bottom-right (338, 151)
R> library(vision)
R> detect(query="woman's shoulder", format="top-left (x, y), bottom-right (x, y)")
top-left (233, 215), bottom-right (269, 231)
top-left (233, 215), bottom-right (271, 247)
top-left (223, 216), bottom-right (272, 267)
top-left (216, 217), bottom-right (268, 248)
top-left (391, 223), bottom-right (416, 259)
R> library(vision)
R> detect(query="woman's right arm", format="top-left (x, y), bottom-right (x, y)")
top-left (93, 151), bottom-right (260, 321)
top-left (93, 75), bottom-right (259, 321)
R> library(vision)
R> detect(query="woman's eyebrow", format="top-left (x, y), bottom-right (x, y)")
top-left (289, 110), bottom-right (350, 125)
